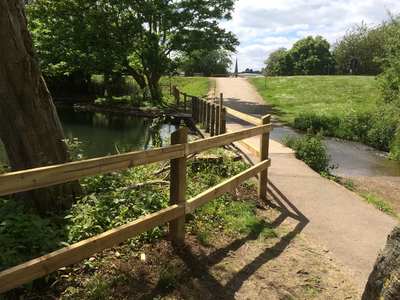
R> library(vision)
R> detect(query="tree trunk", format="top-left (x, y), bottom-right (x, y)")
top-left (123, 60), bottom-right (147, 89)
top-left (362, 223), bottom-right (400, 299)
top-left (0, 0), bottom-right (82, 216)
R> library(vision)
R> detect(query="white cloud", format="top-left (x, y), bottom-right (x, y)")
top-left (221, 0), bottom-right (400, 71)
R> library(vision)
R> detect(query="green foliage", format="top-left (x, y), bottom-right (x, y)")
top-left (282, 133), bottom-right (298, 149)
top-left (292, 107), bottom-right (399, 153)
top-left (269, 36), bottom-right (333, 76)
top-left (263, 47), bottom-right (287, 76)
top-left (0, 198), bottom-right (65, 271)
top-left (181, 49), bottom-right (232, 77)
top-left (332, 21), bottom-right (386, 75)
top-left (285, 132), bottom-right (331, 173)
top-left (343, 179), bottom-right (355, 191)
top-left (27, 0), bottom-right (238, 102)
top-left (361, 193), bottom-right (397, 218)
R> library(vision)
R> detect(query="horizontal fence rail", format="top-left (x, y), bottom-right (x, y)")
top-left (0, 88), bottom-right (273, 294)
top-left (0, 125), bottom-right (272, 197)
top-left (0, 158), bottom-right (270, 293)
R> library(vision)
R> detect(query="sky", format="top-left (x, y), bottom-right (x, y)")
top-left (219, 0), bottom-right (400, 72)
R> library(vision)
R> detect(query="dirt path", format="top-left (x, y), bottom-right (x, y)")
top-left (216, 77), bottom-right (398, 291)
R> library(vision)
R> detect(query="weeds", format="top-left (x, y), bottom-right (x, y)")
top-left (343, 179), bottom-right (355, 191)
top-left (361, 193), bottom-right (397, 218)
top-left (283, 131), bottom-right (331, 173)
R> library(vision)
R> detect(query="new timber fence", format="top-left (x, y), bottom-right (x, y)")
top-left (0, 90), bottom-right (273, 294)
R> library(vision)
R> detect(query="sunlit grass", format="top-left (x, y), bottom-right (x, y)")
top-left (249, 76), bottom-right (379, 125)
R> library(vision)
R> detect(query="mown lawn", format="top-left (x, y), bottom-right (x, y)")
top-left (249, 76), bottom-right (380, 125)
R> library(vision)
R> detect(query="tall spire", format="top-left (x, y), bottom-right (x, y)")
top-left (234, 57), bottom-right (238, 77)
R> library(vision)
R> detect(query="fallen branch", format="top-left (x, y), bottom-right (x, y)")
top-left (121, 180), bottom-right (169, 191)
top-left (152, 154), bottom-right (196, 175)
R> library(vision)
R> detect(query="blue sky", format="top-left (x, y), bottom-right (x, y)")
top-left (219, 0), bottom-right (400, 72)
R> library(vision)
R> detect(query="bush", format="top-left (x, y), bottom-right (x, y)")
top-left (290, 131), bottom-right (331, 173)
top-left (293, 113), bottom-right (340, 136)
top-left (292, 109), bottom-right (400, 159)
top-left (389, 128), bottom-right (400, 160)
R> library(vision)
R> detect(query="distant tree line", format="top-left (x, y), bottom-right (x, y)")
top-left (264, 14), bottom-right (400, 78)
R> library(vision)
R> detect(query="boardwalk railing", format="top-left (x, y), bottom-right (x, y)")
top-left (0, 90), bottom-right (273, 294)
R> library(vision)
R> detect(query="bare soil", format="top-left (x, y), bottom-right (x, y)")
top-left (26, 186), bottom-right (362, 300)
top-left (340, 176), bottom-right (400, 217)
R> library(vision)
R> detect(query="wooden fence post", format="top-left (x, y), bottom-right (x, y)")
top-left (215, 104), bottom-right (220, 135)
top-left (176, 88), bottom-right (180, 107)
top-left (206, 102), bottom-right (211, 133)
top-left (219, 93), bottom-right (226, 134)
top-left (191, 96), bottom-right (195, 120)
top-left (184, 93), bottom-right (187, 113)
top-left (258, 115), bottom-right (270, 201)
top-left (210, 103), bottom-right (215, 137)
top-left (199, 99), bottom-right (204, 124)
top-left (169, 127), bottom-right (188, 245)
top-left (220, 108), bottom-right (226, 134)
top-left (202, 99), bottom-right (207, 124)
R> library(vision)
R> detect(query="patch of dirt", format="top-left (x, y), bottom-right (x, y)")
top-left (22, 186), bottom-right (362, 300)
top-left (340, 177), bottom-right (400, 217)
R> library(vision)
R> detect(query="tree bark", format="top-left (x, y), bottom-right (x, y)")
top-left (123, 60), bottom-right (147, 89)
top-left (362, 223), bottom-right (400, 299)
top-left (0, 0), bottom-right (82, 216)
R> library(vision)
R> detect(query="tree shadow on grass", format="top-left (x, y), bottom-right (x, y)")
top-left (140, 179), bottom-right (309, 299)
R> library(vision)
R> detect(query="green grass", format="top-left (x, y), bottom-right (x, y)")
top-left (159, 77), bottom-right (213, 99)
top-left (249, 76), bottom-right (379, 125)
top-left (360, 193), bottom-right (398, 219)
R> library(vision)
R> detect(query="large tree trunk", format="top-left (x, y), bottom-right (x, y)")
top-left (0, 0), bottom-right (82, 216)
top-left (362, 223), bottom-right (400, 299)
top-left (123, 60), bottom-right (147, 89)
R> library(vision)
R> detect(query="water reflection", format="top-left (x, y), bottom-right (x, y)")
top-left (0, 105), bottom-right (177, 163)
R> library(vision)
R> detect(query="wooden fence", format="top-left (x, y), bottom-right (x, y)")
top-left (0, 91), bottom-right (273, 294)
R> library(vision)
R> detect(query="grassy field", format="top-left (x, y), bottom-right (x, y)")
top-left (159, 77), bottom-right (213, 99)
top-left (249, 76), bottom-right (380, 125)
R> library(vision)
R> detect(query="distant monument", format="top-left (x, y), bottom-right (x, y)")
top-left (234, 58), bottom-right (238, 78)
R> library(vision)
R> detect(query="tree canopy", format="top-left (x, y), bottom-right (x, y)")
top-left (27, 0), bottom-right (239, 101)
top-left (181, 49), bottom-right (232, 77)
top-left (263, 47), bottom-right (287, 76)
top-left (332, 21), bottom-right (386, 75)
top-left (265, 36), bottom-right (333, 76)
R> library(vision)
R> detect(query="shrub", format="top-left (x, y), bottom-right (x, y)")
top-left (293, 113), bottom-right (340, 136)
top-left (291, 131), bottom-right (331, 173)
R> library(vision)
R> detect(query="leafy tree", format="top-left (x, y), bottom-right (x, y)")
top-left (181, 49), bottom-right (232, 77)
top-left (274, 49), bottom-right (294, 76)
top-left (0, 0), bottom-right (82, 216)
top-left (290, 36), bottom-right (333, 75)
top-left (267, 36), bottom-right (332, 76)
top-left (332, 21), bottom-right (386, 75)
top-left (27, 0), bottom-right (239, 102)
top-left (376, 14), bottom-right (400, 107)
top-left (263, 47), bottom-right (287, 76)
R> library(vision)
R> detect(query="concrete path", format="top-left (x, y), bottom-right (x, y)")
top-left (216, 77), bottom-right (398, 291)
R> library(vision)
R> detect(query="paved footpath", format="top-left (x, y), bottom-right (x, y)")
top-left (216, 77), bottom-right (398, 291)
